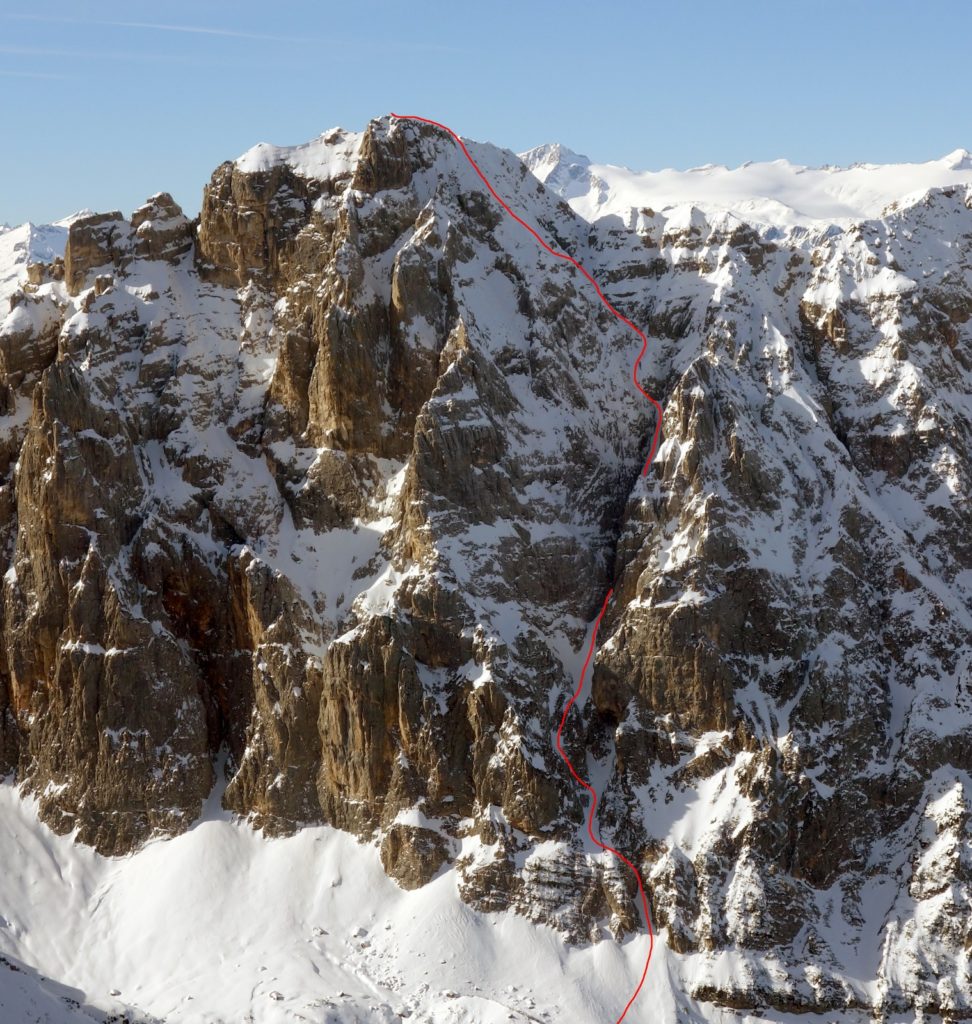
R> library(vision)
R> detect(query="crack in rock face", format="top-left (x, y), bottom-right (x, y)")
top-left (1, 117), bottom-right (971, 1019)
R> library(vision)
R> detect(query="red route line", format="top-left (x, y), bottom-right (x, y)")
top-left (389, 112), bottom-right (659, 1022)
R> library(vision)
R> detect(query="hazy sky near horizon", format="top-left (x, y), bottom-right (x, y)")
top-left (1, 0), bottom-right (970, 225)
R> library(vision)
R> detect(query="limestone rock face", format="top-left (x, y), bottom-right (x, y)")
top-left (63, 211), bottom-right (130, 294)
top-left (0, 290), bottom-right (61, 377)
top-left (380, 823), bottom-right (452, 889)
top-left (130, 192), bottom-right (193, 263)
top-left (62, 196), bottom-right (193, 299)
top-left (1, 118), bottom-right (972, 1020)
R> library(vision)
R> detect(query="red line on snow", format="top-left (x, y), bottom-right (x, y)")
top-left (557, 590), bottom-right (654, 1022)
top-left (390, 112), bottom-right (659, 1021)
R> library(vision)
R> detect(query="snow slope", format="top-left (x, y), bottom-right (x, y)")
top-left (521, 144), bottom-right (972, 233)
top-left (235, 127), bottom-right (364, 178)
top-left (0, 779), bottom-right (678, 1024)
top-left (0, 776), bottom-right (903, 1024)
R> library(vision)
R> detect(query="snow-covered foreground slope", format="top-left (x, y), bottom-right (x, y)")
top-left (0, 773), bottom-right (950, 1024)
top-left (522, 143), bottom-right (972, 233)
top-left (0, 778), bottom-right (675, 1024)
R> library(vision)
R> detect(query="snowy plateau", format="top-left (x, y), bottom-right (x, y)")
top-left (0, 118), bottom-right (971, 1024)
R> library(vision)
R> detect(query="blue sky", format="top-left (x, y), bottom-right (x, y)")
top-left (1, 0), bottom-right (970, 225)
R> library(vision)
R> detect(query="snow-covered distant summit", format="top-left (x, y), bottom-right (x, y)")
top-left (0, 208), bottom-right (141, 309)
top-left (518, 142), bottom-right (590, 178)
top-left (521, 144), bottom-right (972, 232)
top-left (0, 221), bottom-right (69, 308)
top-left (942, 146), bottom-right (972, 170)
top-left (54, 208), bottom-right (96, 227)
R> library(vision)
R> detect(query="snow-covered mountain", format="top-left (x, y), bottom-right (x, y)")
top-left (521, 142), bottom-right (972, 233)
top-left (0, 212), bottom-right (96, 312)
top-left (1, 119), bottom-right (970, 1023)
top-left (0, 221), bottom-right (69, 309)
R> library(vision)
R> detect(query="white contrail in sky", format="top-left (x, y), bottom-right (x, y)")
top-left (4, 13), bottom-right (465, 52)
top-left (5, 13), bottom-right (325, 44)
top-left (0, 42), bottom-right (261, 67)
top-left (0, 68), bottom-right (71, 79)
top-left (105, 19), bottom-right (313, 43)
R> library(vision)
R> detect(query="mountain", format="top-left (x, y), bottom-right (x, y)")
top-left (0, 116), bottom-right (970, 1023)
top-left (521, 143), bottom-right (972, 233)
top-left (0, 221), bottom-right (70, 310)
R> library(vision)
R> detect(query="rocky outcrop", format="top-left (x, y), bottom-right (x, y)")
top-left (62, 196), bottom-right (193, 298)
top-left (380, 823), bottom-right (452, 889)
top-left (130, 192), bottom-right (193, 263)
top-left (0, 290), bottom-right (61, 377)
top-left (0, 116), bottom-right (971, 1020)
top-left (63, 211), bottom-right (130, 294)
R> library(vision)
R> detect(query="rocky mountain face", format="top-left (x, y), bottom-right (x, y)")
top-left (1, 116), bottom-right (971, 1021)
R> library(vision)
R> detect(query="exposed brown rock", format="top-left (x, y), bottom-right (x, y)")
top-left (63, 211), bottom-right (130, 295)
top-left (380, 823), bottom-right (452, 889)
top-left (130, 192), bottom-right (193, 263)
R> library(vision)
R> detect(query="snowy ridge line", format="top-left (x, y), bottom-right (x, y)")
top-left (521, 142), bottom-right (972, 232)
top-left (389, 112), bottom-right (659, 1022)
